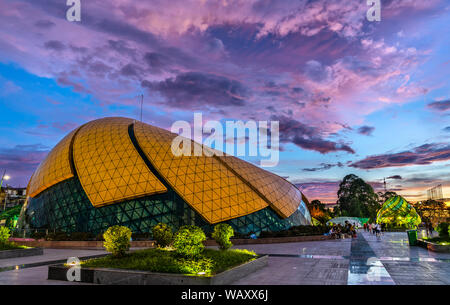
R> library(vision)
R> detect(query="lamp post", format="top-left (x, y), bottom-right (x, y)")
top-left (1, 170), bottom-right (10, 211)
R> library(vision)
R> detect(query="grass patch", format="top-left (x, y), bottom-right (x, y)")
top-left (0, 242), bottom-right (29, 251)
top-left (422, 237), bottom-right (450, 245)
top-left (81, 248), bottom-right (257, 276)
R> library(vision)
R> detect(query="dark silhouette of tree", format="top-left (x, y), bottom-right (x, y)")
top-left (377, 191), bottom-right (398, 204)
top-left (309, 199), bottom-right (326, 211)
top-left (336, 174), bottom-right (380, 219)
top-left (308, 199), bottom-right (333, 224)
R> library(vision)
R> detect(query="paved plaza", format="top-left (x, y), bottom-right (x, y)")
top-left (0, 232), bottom-right (449, 285)
top-left (232, 231), bottom-right (450, 285)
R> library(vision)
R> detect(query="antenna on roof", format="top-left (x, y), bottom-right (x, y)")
top-left (139, 94), bottom-right (143, 122)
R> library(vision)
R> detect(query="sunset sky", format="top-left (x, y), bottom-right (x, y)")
top-left (0, 0), bottom-right (449, 204)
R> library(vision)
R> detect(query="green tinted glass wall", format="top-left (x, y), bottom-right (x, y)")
top-left (24, 177), bottom-right (309, 235)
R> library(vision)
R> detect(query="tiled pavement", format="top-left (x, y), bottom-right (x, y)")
top-left (233, 231), bottom-right (450, 285)
top-left (0, 232), bottom-right (449, 284)
top-left (0, 248), bottom-right (109, 285)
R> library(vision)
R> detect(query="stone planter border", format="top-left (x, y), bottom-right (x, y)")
top-left (417, 239), bottom-right (450, 253)
top-left (48, 255), bottom-right (268, 285)
top-left (12, 235), bottom-right (329, 250)
top-left (10, 239), bottom-right (155, 249)
top-left (0, 247), bottom-right (44, 259)
top-left (207, 234), bottom-right (330, 246)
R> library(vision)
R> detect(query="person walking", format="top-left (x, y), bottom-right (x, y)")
top-left (376, 223), bottom-right (382, 239)
top-left (427, 222), bottom-right (434, 237)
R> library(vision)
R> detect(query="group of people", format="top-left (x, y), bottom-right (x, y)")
top-left (363, 222), bottom-right (383, 238)
top-left (328, 221), bottom-right (357, 239)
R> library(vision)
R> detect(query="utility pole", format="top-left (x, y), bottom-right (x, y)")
top-left (3, 185), bottom-right (7, 211)
top-left (140, 94), bottom-right (143, 122)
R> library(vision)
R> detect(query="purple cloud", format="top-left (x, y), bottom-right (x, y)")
top-left (44, 40), bottom-right (66, 51)
top-left (357, 126), bottom-right (375, 136)
top-left (302, 162), bottom-right (344, 172)
top-left (428, 99), bottom-right (450, 111)
top-left (0, 144), bottom-right (48, 187)
top-left (34, 20), bottom-right (55, 29)
top-left (350, 143), bottom-right (450, 169)
top-left (142, 72), bottom-right (249, 109)
top-left (274, 115), bottom-right (355, 154)
top-left (387, 175), bottom-right (402, 180)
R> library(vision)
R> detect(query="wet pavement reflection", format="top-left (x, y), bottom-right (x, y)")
top-left (347, 233), bottom-right (395, 285)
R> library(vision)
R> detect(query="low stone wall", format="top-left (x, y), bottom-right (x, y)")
top-left (417, 239), bottom-right (450, 253)
top-left (0, 247), bottom-right (44, 259)
top-left (11, 235), bottom-right (328, 249)
top-left (48, 255), bottom-right (268, 285)
top-left (206, 234), bottom-right (330, 246)
top-left (10, 239), bottom-right (154, 249)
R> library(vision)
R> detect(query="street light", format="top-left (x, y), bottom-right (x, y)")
top-left (1, 171), bottom-right (11, 211)
top-left (1, 171), bottom-right (9, 188)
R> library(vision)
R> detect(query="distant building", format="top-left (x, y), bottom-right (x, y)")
top-left (0, 186), bottom-right (26, 211)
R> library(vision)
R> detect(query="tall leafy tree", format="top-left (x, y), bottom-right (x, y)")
top-left (308, 199), bottom-right (332, 224)
top-left (309, 199), bottom-right (326, 211)
top-left (336, 174), bottom-right (380, 219)
top-left (377, 191), bottom-right (398, 204)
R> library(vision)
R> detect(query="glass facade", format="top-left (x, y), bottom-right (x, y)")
top-left (376, 196), bottom-right (421, 227)
top-left (24, 177), bottom-right (310, 235)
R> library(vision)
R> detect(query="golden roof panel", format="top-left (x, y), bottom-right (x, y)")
top-left (73, 117), bottom-right (167, 207)
top-left (27, 128), bottom-right (78, 198)
top-left (133, 122), bottom-right (269, 224)
top-left (217, 155), bottom-right (301, 218)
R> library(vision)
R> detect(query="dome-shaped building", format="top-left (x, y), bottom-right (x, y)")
top-left (376, 195), bottom-right (421, 227)
top-left (21, 117), bottom-right (311, 234)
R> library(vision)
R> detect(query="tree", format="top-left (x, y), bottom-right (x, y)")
top-left (309, 199), bottom-right (326, 211)
top-left (336, 174), bottom-right (380, 220)
top-left (377, 191), bottom-right (398, 204)
top-left (308, 199), bottom-right (332, 224)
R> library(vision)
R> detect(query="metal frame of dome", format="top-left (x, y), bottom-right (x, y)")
top-left (376, 196), bottom-right (421, 227)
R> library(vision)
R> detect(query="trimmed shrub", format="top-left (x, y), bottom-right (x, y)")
top-left (103, 225), bottom-right (132, 257)
top-left (211, 223), bottom-right (234, 250)
top-left (173, 225), bottom-right (206, 258)
top-left (152, 223), bottom-right (173, 248)
top-left (436, 222), bottom-right (450, 238)
top-left (0, 226), bottom-right (11, 244)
